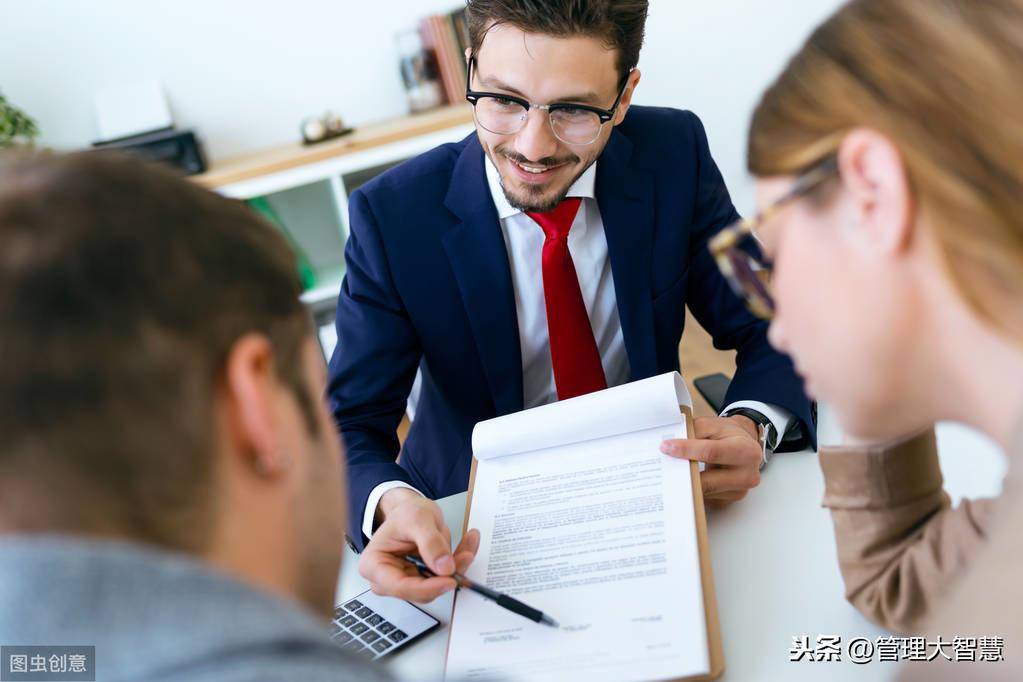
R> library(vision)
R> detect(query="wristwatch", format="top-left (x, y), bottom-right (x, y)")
top-left (721, 407), bottom-right (778, 469)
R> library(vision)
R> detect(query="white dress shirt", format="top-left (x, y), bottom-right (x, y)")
top-left (361, 157), bottom-right (793, 539)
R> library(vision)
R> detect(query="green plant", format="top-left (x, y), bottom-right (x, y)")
top-left (0, 91), bottom-right (40, 148)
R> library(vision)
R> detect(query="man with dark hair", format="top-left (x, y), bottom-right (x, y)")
top-left (332, 0), bottom-right (816, 599)
top-left (0, 151), bottom-right (388, 681)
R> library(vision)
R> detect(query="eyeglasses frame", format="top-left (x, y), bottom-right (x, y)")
top-left (709, 155), bottom-right (840, 319)
top-left (464, 56), bottom-right (631, 145)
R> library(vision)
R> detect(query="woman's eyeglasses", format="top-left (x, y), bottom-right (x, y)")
top-left (709, 156), bottom-right (839, 320)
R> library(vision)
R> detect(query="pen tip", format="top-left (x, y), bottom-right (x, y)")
top-left (541, 616), bottom-right (559, 628)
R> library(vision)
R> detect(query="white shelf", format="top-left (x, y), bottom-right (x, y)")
top-left (301, 264), bottom-right (347, 306)
top-left (201, 111), bottom-right (476, 312)
top-left (214, 123), bottom-right (475, 200)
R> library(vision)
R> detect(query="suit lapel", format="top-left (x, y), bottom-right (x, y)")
top-left (596, 130), bottom-right (658, 381)
top-left (441, 136), bottom-right (525, 416)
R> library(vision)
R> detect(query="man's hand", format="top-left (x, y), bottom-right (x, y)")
top-left (358, 487), bottom-right (480, 602)
top-left (659, 415), bottom-right (763, 507)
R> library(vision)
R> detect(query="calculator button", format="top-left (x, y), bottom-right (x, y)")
top-left (344, 600), bottom-right (363, 611)
top-left (337, 615), bottom-right (357, 628)
top-left (341, 640), bottom-right (363, 653)
top-left (372, 639), bottom-right (393, 653)
top-left (350, 622), bottom-right (369, 635)
top-left (366, 614), bottom-right (383, 626)
top-left (389, 629), bottom-right (408, 643)
top-left (377, 621), bottom-right (395, 634)
top-left (358, 647), bottom-right (376, 660)
top-left (332, 631), bottom-right (354, 645)
top-left (360, 630), bottom-right (380, 644)
top-left (355, 607), bottom-right (374, 619)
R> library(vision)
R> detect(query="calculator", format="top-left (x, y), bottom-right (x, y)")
top-left (331, 589), bottom-right (440, 661)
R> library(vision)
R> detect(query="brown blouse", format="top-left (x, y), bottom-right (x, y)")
top-left (819, 421), bottom-right (1022, 680)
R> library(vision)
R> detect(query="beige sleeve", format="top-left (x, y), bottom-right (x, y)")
top-left (819, 429), bottom-right (995, 633)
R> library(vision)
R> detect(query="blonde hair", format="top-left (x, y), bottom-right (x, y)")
top-left (749, 0), bottom-right (1023, 340)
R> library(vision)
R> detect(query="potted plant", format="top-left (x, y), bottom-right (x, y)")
top-left (0, 91), bottom-right (40, 148)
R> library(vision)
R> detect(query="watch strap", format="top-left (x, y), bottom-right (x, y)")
top-left (722, 407), bottom-right (779, 455)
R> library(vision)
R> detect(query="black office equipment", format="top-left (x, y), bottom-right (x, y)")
top-left (92, 128), bottom-right (207, 175)
top-left (694, 373), bottom-right (732, 414)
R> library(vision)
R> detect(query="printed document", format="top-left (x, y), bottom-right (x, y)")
top-left (445, 372), bottom-right (711, 682)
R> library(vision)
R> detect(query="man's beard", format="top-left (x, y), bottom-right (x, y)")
top-left (490, 144), bottom-right (597, 214)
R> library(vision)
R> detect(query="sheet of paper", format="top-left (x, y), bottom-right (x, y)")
top-left (447, 373), bottom-right (708, 682)
top-left (472, 371), bottom-right (693, 460)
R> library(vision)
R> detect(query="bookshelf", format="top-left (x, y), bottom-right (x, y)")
top-left (192, 105), bottom-right (475, 308)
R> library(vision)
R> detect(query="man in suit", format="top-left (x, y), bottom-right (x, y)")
top-left (0, 151), bottom-right (387, 680)
top-left (330, 0), bottom-right (815, 600)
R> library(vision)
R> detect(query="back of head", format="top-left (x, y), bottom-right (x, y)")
top-left (0, 150), bottom-right (311, 552)
top-left (749, 0), bottom-right (1023, 340)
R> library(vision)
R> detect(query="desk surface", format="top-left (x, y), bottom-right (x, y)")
top-left (335, 410), bottom-right (1006, 682)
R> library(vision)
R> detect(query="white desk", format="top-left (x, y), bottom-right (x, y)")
top-left (336, 408), bottom-right (1007, 681)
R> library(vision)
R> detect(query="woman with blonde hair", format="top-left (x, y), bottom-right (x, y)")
top-left (711, 0), bottom-right (1022, 676)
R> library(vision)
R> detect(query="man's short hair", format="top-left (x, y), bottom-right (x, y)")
top-left (465, 0), bottom-right (649, 86)
top-left (0, 150), bottom-right (314, 551)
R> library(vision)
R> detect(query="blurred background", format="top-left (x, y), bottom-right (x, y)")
top-left (0, 0), bottom-right (844, 213)
top-left (0, 0), bottom-right (1006, 497)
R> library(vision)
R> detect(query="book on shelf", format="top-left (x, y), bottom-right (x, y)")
top-left (419, 7), bottom-right (470, 105)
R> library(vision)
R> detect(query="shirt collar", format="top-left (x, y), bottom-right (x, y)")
top-left (484, 154), bottom-right (597, 220)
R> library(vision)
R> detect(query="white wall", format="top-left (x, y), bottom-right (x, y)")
top-left (0, 0), bottom-right (843, 213)
top-left (1, 0), bottom-right (1009, 473)
top-left (637, 1), bottom-right (843, 210)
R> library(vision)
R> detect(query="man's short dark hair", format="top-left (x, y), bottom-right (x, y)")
top-left (0, 150), bottom-right (313, 551)
top-left (466, 0), bottom-right (649, 85)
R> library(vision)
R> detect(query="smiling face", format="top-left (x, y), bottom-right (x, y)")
top-left (471, 23), bottom-right (639, 213)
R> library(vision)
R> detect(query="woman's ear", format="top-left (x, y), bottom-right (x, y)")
top-left (837, 128), bottom-right (914, 256)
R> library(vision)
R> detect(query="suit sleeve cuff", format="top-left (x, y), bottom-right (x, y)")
top-left (722, 400), bottom-right (794, 449)
top-left (362, 481), bottom-right (424, 540)
top-left (819, 428), bottom-right (941, 509)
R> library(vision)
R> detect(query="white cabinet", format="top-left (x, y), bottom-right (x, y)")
top-left (194, 106), bottom-right (475, 308)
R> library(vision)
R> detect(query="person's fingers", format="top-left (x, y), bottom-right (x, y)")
top-left (367, 563), bottom-right (457, 601)
top-left (452, 528), bottom-right (481, 573)
top-left (693, 416), bottom-right (730, 440)
top-left (406, 506), bottom-right (456, 575)
top-left (359, 548), bottom-right (457, 602)
top-left (431, 504), bottom-right (453, 550)
top-left (694, 414), bottom-right (760, 441)
top-left (700, 466), bottom-right (760, 496)
top-left (660, 437), bottom-right (761, 468)
top-left (380, 574), bottom-right (458, 603)
top-left (458, 528), bottom-right (480, 553)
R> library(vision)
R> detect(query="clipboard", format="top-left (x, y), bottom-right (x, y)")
top-left (447, 403), bottom-right (725, 681)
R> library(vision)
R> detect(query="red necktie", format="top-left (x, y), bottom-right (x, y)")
top-left (527, 198), bottom-right (608, 401)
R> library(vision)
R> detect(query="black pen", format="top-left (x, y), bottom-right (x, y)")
top-left (403, 554), bottom-right (559, 628)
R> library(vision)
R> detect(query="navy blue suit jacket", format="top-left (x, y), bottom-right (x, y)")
top-left (329, 106), bottom-right (815, 549)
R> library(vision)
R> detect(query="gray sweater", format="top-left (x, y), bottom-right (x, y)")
top-left (0, 536), bottom-right (393, 682)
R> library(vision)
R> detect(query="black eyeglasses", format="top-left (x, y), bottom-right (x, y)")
top-left (709, 156), bottom-right (839, 319)
top-left (464, 57), bottom-right (630, 145)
